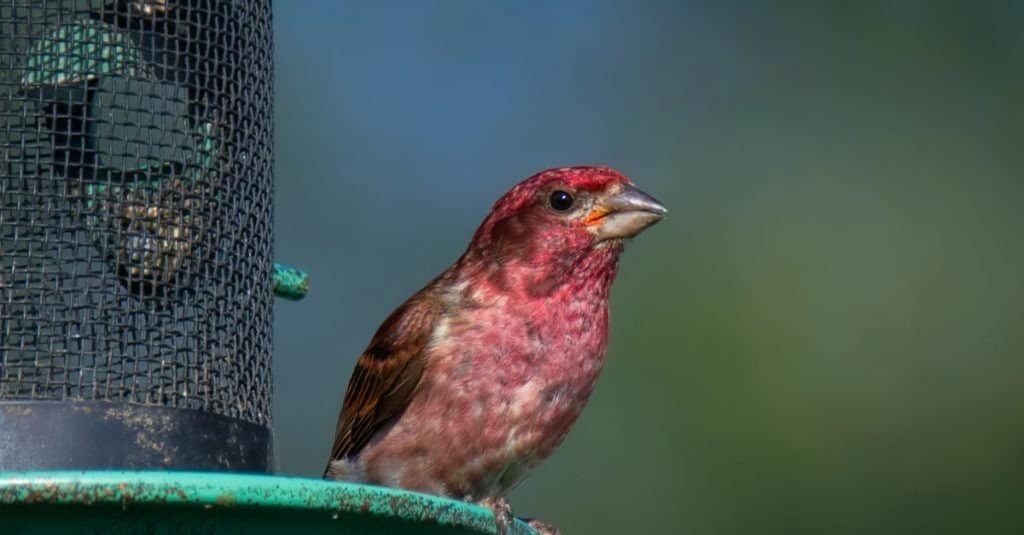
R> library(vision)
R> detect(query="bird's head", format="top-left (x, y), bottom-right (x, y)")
top-left (459, 166), bottom-right (666, 297)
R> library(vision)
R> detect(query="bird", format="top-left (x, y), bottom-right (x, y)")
top-left (324, 166), bottom-right (666, 534)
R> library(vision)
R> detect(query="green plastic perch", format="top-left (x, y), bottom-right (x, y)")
top-left (0, 471), bottom-right (537, 534)
top-left (273, 263), bottom-right (310, 300)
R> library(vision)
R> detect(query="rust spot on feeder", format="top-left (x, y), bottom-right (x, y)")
top-left (214, 492), bottom-right (238, 507)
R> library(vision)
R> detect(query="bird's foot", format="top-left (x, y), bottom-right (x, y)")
top-left (476, 496), bottom-right (514, 535)
top-left (522, 517), bottom-right (562, 535)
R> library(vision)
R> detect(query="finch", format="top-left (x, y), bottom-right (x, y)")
top-left (325, 166), bottom-right (666, 533)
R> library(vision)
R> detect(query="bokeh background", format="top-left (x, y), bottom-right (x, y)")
top-left (272, 3), bottom-right (1022, 533)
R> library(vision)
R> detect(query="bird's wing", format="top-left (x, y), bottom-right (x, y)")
top-left (326, 291), bottom-right (443, 468)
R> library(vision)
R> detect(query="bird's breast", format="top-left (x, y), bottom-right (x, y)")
top-left (358, 288), bottom-right (610, 498)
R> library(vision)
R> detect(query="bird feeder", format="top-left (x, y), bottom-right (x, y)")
top-left (0, 2), bottom-right (526, 532)
top-left (1, 0), bottom-right (275, 472)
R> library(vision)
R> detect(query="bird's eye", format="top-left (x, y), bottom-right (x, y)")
top-left (549, 190), bottom-right (575, 212)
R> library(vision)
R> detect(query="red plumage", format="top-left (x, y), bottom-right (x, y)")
top-left (325, 166), bottom-right (666, 530)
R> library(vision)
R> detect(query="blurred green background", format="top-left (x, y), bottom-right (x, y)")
top-left (272, 2), bottom-right (1023, 533)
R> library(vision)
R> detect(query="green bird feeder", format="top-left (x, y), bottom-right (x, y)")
top-left (0, 2), bottom-right (517, 532)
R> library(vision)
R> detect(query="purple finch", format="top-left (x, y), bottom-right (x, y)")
top-left (325, 166), bottom-right (666, 533)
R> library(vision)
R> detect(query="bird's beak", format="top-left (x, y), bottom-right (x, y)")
top-left (586, 184), bottom-right (668, 241)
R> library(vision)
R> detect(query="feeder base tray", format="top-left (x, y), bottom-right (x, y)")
top-left (0, 471), bottom-right (537, 534)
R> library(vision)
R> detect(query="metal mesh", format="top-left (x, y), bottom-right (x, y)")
top-left (0, 1), bottom-right (273, 426)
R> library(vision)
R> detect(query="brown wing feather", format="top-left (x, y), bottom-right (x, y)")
top-left (326, 290), bottom-right (443, 468)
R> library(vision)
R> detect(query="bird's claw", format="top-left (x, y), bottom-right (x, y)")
top-left (475, 498), bottom-right (562, 535)
top-left (477, 496), bottom-right (514, 535)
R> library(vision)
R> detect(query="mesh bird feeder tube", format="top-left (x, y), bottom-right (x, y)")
top-left (0, 2), bottom-right (531, 533)
top-left (0, 0), bottom-right (275, 471)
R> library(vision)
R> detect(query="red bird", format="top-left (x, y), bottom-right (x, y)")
top-left (325, 166), bottom-right (666, 533)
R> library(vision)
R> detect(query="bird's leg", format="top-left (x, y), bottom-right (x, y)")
top-left (475, 497), bottom-right (563, 535)
top-left (476, 496), bottom-right (513, 535)
top-left (522, 518), bottom-right (563, 535)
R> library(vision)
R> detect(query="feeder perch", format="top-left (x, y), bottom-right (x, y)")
top-left (273, 263), bottom-right (310, 300)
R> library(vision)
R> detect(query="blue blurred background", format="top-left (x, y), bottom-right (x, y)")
top-left (272, 2), bottom-right (1022, 533)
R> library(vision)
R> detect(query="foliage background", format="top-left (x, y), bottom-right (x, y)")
top-left (272, 2), bottom-right (1022, 532)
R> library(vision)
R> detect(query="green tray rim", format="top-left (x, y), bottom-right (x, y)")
top-left (0, 471), bottom-right (535, 534)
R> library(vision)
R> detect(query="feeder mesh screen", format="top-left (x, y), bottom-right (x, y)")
top-left (0, 0), bottom-right (274, 426)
